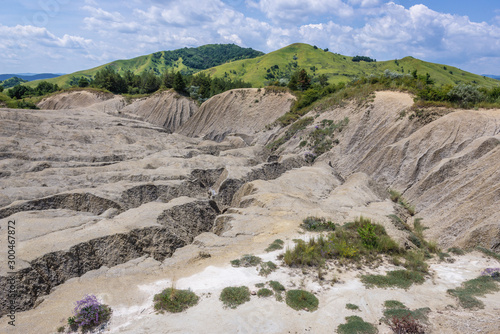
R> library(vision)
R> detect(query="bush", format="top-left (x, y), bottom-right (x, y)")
top-left (389, 315), bottom-right (426, 334)
top-left (301, 216), bottom-right (336, 231)
top-left (69, 295), bottom-right (112, 331)
top-left (259, 261), bottom-right (278, 277)
top-left (231, 254), bottom-right (262, 267)
top-left (447, 84), bottom-right (485, 107)
top-left (220, 286), bottom-right (251, 309)
top-left (337, 316), bottom-right (378, 334)
top-left (285, 290), bottom-right (318, 311)
top-left (346, 303), bottom-right (360, 310)
top-left (153, 288), bottom-right (199, 313)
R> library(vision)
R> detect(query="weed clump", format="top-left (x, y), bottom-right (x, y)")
top-left (382, 300), bottom-right (429, 333)
top-left (361, 270), bottom-right (425, 289)
top-left (269, 280), bottom-right (286, 302)
top-left (346, 303), bottom-right (360, 310)
top-left (259, 261), bottom-right (278, 277)
top-left (220, 286), bottom-right (251, 309)
top-left (154, 288), bottom-right (199, 313)
top-left (285, 289), bottom-right (319, 312)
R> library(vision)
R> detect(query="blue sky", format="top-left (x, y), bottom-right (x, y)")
top-left (1, 0), bottom-right (499, 75)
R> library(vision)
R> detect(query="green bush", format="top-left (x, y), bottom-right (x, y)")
top-left (220, 286), bottom-right (251, 309)
top-left (231, 254), bottom-right (262, 267)
top-left (285, 290), bottom-right (318, 312)
top-left (346, 303), bottom-right (360, 310)
top-left (153, 288), bottom-right (199, 313)
top-left (337, 316), bottom-right (378, 334)
top-left (259, 261), bottom-right (278, 277)
top-left (301, 216), bottom-right (336, 231)
top-left (269, 280), bottom-right (286, 302)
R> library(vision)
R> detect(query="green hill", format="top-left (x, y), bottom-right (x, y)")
top-left (26, 44), bottom-right (264, 88)
top-left (203, 43), bottom-right (498, 88)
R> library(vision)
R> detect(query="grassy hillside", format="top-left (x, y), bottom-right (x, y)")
top-left (204, 43), bottom-right (499, 88)
top-left (25, 44), bottom-right (264, 88)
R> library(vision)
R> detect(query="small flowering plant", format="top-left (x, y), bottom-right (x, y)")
top-left (68, 294), bottom-right (112, 330)
top-left (481, 268), bottom-right (500, 281)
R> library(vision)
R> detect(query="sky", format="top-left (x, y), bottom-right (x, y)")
top-left (1, 0), bottom-right (499, 75)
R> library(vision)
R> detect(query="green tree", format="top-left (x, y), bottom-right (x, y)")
top-left (92, 67), bottom-right (127, 94)
top-left (8, 85), bottom-right (32, 99)
top-left (318, 74), bottom-right (328, 87)
top-left (140, 71), bottom-right (160, 93)
top-left (173, 72), bottom-right (186, 93)
top-left (0, 84), bottom-right (3, 93)
top-left (78, 77), bottom-right (89, 88)
top-left (297, 69), bottom-right (311, 91)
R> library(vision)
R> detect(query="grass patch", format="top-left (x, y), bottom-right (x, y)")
top-left (384, 300), bottom-right (406, 309)
top-left (381, 300), bottom-right (429, 333)
top-left (387, 214), bottom-right (410, 231)
top-left (257, 288), bottom-right (273, 298)
top-left (447, 276), bottom-right (499, 309)
top-left (346, 303), bottom-right (360, 311)
top-left (476, 246), bottom-right (500, 261)
top-left (448, 247), bottom-right (465, 255)
top-left (220, 286), bottom-right (251, 309)
top-left (265, 239), bottom-right (285, 252)
top-left (285, 289), bottom-right (319, 312)
top-left (269, 280), bottom-right (286, 302)
top-left (255, 283), bottom-right (265, 288)
top-left (301, 216), bottom-right (336, 231)
top-left (300, 117), bottom-right (349, 156)
top-left (153, 288), bottom-right (199, 313)
top-left (361, 270), bottom-right (425, 290)
top-left (337, 316), bottom-right (378, 334)
top-left (230, 254), bottom-right (262, 267)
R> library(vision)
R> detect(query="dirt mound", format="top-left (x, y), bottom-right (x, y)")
top-left (178, 88), bottom-right (295, 141)
top-left (37, 90), bottom-right (115, 110)
top-left (120, 90), bottom-right (198, 132)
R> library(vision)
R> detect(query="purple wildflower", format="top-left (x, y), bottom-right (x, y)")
top-left (73, 294), bottom-right (103, 328)
top-left (481, 268), bottom-right (500, 277)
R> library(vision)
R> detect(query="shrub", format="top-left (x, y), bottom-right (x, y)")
top-left (231, 254), bottom-right (262, 267)
top-left (153, 288), bottom-right (199, 313)
top-left (270, 280), bottom-right (286, 302)
top-left (257, 288), bottom-right (273, 298)
top-left (286, 290), bottom-right (319, 311)
top-left (346, 303), bottom-right (360, 310)
top-left (301, 216), bottom-right (336, 231)
top-left (220, 286), bottom-right (251, 309)
top-left (388, 189), bottom-right (401, 203)
top-left (69, 294), bottom-right (112, 331)
top-left (265, 239), bottom-right (285, 252)
top-left (384, 300), bottom-right (406, 309)
top-left (337, 316), bottom-right (378, 334)
top-left (358, 222), bottom-right (378, 249)
top-left (448, 247), bottom-right (465, 255)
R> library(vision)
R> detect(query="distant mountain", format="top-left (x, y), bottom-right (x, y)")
top-left (0, 73), bottom-right (62, 82)
top-left (484, 75), bottom-right (500, 81)
top-left (204, 43), bottom-right (499, 88)
top-left (27, 44), bottom-right (265, 88)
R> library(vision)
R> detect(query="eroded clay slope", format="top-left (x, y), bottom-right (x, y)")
top-left (37, 90), bottom-right (117, 110)
top-left (178, 88), bottom-right (295, 141)
top-left (120, 90), bottom-right (198, 132)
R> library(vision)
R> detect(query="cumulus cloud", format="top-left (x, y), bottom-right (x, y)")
top-left (249, 0), bottom-right (354, 23)
top-left (0, 24), bottom-right (92, 49)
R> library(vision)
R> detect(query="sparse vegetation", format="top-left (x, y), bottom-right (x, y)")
top-left (448, 247), bottom-right (465, 255)
top-left (153, 288), bottom-right (199, 313)
top-left (220, 286), bottom-right (251, 309)
top-left (265, 239), bottom-right (285, 252)
top-left (476, 246), bottom-right (500, 261)
top-left (382, 300), bottom-right (429, 333)
top-left (270, 280), bottom-right (286, 302)
top-left (285, 289), bottom-right (319, 311)
top-left (258, 261), bottom-right (278, 277)
top-left (447, 275), bottom-right (499, 309)
top-left (337, 316), bottom-right (378, 334)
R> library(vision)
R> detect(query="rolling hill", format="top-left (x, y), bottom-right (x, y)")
top-left (25, 44), bottom-right (264, 88)
top-left (203, 43), bottom-right (499, 88)
top-left (23, 43), bottom-right (499, 90)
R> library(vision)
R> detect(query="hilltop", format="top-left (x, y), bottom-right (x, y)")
top-left (204, 43), bottom-right (498, 88)
top-left (26, 44), bottom-right (264, 88)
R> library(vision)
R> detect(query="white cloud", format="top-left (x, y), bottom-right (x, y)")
top-left (250, 0), bottom-right (354, 23)
top-left (0, 24), bottom-right (92, 49)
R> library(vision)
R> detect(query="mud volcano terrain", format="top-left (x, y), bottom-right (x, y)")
top-left (0, 89), bottom-right (499, 333)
